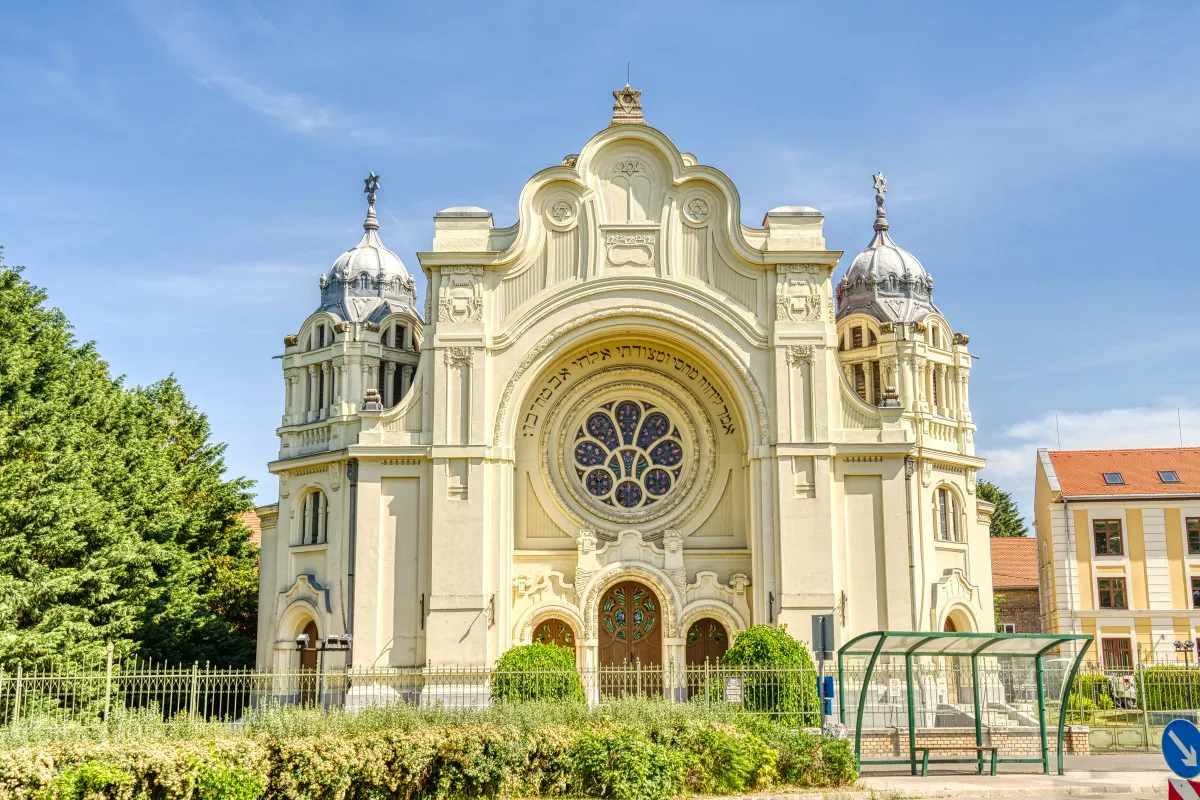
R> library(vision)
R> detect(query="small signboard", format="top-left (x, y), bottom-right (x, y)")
top-left (888, 677), bottom-right (902, 698)
top-left (811, 614), bottom-right (834, 661)
top-left (723, 676), bottom-right (744, 705)
top-left (1165, 719), bottom-right (1200, 779)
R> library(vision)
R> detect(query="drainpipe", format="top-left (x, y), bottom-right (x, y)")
top-left (905, 455), bottom-right (918, 631)
top-left (346, 458), bottom-right (359, 666)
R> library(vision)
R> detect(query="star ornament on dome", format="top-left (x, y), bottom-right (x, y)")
top-left (364, 172), bottom-right (381, 205)
top-left (873, 172), bottom-right (887, 197)
top-left (610, 83), bottom-right (646, 126)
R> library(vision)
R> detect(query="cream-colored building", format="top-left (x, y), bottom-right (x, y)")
top-left (255, 86), bottom-right (993, 672)
top-left (1035, 447), bottom-right (1200, 666)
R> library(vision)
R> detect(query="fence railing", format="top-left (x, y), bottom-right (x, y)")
top-left (0, 658), bottom-right (824, 727)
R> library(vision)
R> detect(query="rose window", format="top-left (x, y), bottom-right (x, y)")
top-left (572, 400), bottom-right (684, 510)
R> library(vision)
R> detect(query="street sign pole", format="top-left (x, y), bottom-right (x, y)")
top-left (812, 613), bottom-right (835, 731)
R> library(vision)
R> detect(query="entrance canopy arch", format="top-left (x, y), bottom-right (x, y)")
top-left (838, 631), bottom-right (1092, 776)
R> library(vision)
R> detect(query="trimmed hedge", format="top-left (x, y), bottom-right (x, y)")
top-left (0, 701), bottom-right (856, 800)
top-left (1139, 665), bottom-right (1200, 711)
top-left (491, 643), bottom-right (584, 704)
top-left (720, 624), bottom-right (820, 726)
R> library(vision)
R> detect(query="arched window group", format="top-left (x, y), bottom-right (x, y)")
top-left (299, 489), bottom-right (329, 545)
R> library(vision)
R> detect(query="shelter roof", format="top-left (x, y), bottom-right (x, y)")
top-left (839, 630), bottom-right (1091, 658)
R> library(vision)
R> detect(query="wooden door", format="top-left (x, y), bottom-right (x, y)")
top-left (686, 618), bottom-right (729, 665)
top-left (598, 581), bottom-right (662, 666)
top-left (533, 618), bottom-right (577, 659)
top-left (298, 621), bottom-right (318, 706)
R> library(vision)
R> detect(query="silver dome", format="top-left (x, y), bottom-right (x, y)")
top-left (318, 178), bottom-right (417, 325)
top-left (836, 173), bottom-right (937, 324)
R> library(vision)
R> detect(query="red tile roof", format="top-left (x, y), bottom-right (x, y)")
top-left (237, 510), bottom-right (262, 547)
top-left (990, 537), bottom-right (1038, 589)
top-left (1047, 447), bottom-right (1200, 498)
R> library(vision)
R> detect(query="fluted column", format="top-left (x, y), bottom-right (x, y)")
top-left (306, 365), bottom-right (318, 422)
top-left (401, 364), bottom-right (414, 397)
top-left (384, 362), bottom-right (396, 407)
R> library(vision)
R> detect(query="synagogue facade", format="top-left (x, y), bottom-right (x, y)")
top-left (255, 86), bottom-right (994, 671)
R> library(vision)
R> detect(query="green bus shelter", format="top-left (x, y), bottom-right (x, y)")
top-left (837, 631), bottom-right (1093, 775)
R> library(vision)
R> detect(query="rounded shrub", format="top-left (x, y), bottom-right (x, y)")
top-left (720, 625), bottom-right (819, 726)
top-left (492, 643), bottom-right (585, 704)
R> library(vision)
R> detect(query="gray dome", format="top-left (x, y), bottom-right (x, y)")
top-left (318, 197), bottom-right (417, 325)
top-left (836, 174), bottom-right (937, 324)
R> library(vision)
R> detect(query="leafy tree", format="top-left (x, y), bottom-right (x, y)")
top-left (0, 252), bottom-right (257, 667)
top-left (977, 480), bottom-right (1029, 538)
top-left (721, 624), bottom-right (819, 725)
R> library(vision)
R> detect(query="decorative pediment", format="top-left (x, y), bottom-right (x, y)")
top-left (934, 567), bottom-right (977, 608)
top-left (277, 573), bottom-right (331, 617)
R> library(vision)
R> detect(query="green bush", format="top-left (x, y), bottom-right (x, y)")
top-left (491, 643), bottom-right (585, 704)
top-left (0, 699), bottom-right (856, 800)
top-left (1139, 665), bottom-right (1200, 711)
top-left (720, 625), bottom-right (820, 725)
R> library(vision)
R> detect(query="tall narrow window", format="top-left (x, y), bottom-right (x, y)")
top-left (931, 368), bottom-right (939, 407)
top-left (317, 368), bottom-right (325, 410)
top-left (1093, 519), bottom-right (1123, 555)
top-left (852, 326), bottom-right (863, 349)
top-left (1188, 518), bottom-right (1200, 555)
top-left (931, 325), bottom-right (940, 348)
top-left (300, 491), bottom-right (328, 545)
top-left (937, 488), bottom-right (949, 541)
top-left (392, 366), bottom-right (403, 406)
top-left (868, 329), bottom-right (878, 346)
top-left (871, 361), bottom-right (882, 406)
top-left (854, 363), bottom-right (867, 401)
top-left (317, 324), bottom-right (325, 348)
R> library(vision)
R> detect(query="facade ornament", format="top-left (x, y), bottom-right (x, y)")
top-left (577, 528), bottom-right (598, 556)
top-left (873, 171), bottom-right (888, 231)
top-left (729, 574), bottom-right (749, 595)
top-left (967, 469), bottom-right (977, 495)
top-left (513, 575), bottom-right (531, 599)
top-left (284, 334), bottom-right (298, 347)
top-left (879, 322), bottom-right (894, 334)
top-left (363, 388), bottom-right (383, 410)
top-left (438, 266), bottom-right (484, 323)
top-left (921, 459), bottom-right (933, 488)
top-left (561, 154), bottom-right (578, 167)
top-left (612, 158), bottom-right (645, 177)
top-left (610, 84), bottom-right (646, 126)
top-left (784, 345), bottom-right (815, 368)
top-left (683, 197), bottom-right (710, 223)
top-left (443, 346), bottom-right (474, 369)
top-left (328, 462), bottom-right (342, 491)
top-left (953, 332), bottom-right (970, 346)
top-left (279, 472), bottom-right (290, 498)
top-left (549, 200), bottom-right (574, 224)
top-left (662, 529), bottom-right (683, 553)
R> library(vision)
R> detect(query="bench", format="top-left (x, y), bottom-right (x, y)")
top-left (913, 745), bottom-right (999, 776)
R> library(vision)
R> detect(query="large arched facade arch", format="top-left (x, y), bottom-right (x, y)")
top-left (678, 600), bottom-right (747, 642)
top-left (492, 305), bottom-right (769, 449)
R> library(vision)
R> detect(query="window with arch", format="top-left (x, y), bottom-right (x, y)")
top-left (298, 489), bottom-right (329, 545)
top-left (573, 399), bottom-right (684, 510)
top-left (936, 486), bottom-right (961, 542)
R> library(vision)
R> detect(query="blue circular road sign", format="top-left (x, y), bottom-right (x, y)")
top-left (1165, 718), bottom-right (1200, 779)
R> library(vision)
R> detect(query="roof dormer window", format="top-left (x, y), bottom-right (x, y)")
top-left (1102, 472), bottom-right (1125, 485)
top-left (1159, 470), bottom-right (1181, 483)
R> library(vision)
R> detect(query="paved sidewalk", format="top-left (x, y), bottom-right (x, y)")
top-left (852, 754), bottom-right (1169, 798)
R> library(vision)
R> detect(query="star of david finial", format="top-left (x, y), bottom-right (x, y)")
top-left (873, 172), bottom-right (887, 198)
top-left (610, 83), bottom-right (646, 127)
top-left (364, 172), bottom-right (381, 205)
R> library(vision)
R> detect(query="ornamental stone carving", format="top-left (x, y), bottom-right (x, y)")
top-left (776, 270), bottom-right (823, 323)
top-left (784, 345), bottom-right (815, 368)
top-left (443, 346), bottom-right (474, 369)
top-left (438, 266), bottom-right (484, 323)
top-left (328, 461), bottom-right (342, 491)
top-left (682, 196), bottom-right (710, 224)
top-left (604, 230), bottom-right (656, 268)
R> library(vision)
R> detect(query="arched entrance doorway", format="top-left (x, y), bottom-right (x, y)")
top-left (598, 580), bottom-right (663, 667)
top-left (686, 618), bottom-right (729, 665)
top-left (533, 617), bottom-right (577, 661)
top-left (298, 620), bottom-right (318, 706)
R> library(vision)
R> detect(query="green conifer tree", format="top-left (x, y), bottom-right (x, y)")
top-left (0, 252), bottom-right (258, 667)
top-left (977, 480), bottom-right (1029, 538)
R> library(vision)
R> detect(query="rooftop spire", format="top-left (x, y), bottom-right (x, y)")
top-left (363, 172), bottom-right (381, 231)
top-left (872, 171), bottom-right (888, 232)
top-left (611, 83), bottom-right (645, 126)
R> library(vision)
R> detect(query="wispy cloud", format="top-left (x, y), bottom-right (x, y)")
top-left (981, 402), bottom-right (1200, 523)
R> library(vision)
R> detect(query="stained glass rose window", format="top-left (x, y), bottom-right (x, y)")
top-left (573, 399), bottom-right (684, 510)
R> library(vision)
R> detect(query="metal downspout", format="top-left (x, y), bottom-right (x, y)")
top-left (905, 456), bottom-right (918, 631)
top-left (345, 458), bottom-right (359, 666)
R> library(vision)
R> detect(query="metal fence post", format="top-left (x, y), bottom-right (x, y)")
top-left (12, 664), bottom-right (21, 725)
top-left (189, 662), bottom-right (199, 718)
top-left (1136, 644), bottom-right (1150, 752)
top-left (103, 643), bottom-right (114, 723)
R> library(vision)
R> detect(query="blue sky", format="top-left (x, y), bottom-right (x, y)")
top-left (3, 2), bottom-right (1200, 518)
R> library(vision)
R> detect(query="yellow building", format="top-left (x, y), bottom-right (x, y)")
top-left (1035, 447), bottom-right (1200, 667)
